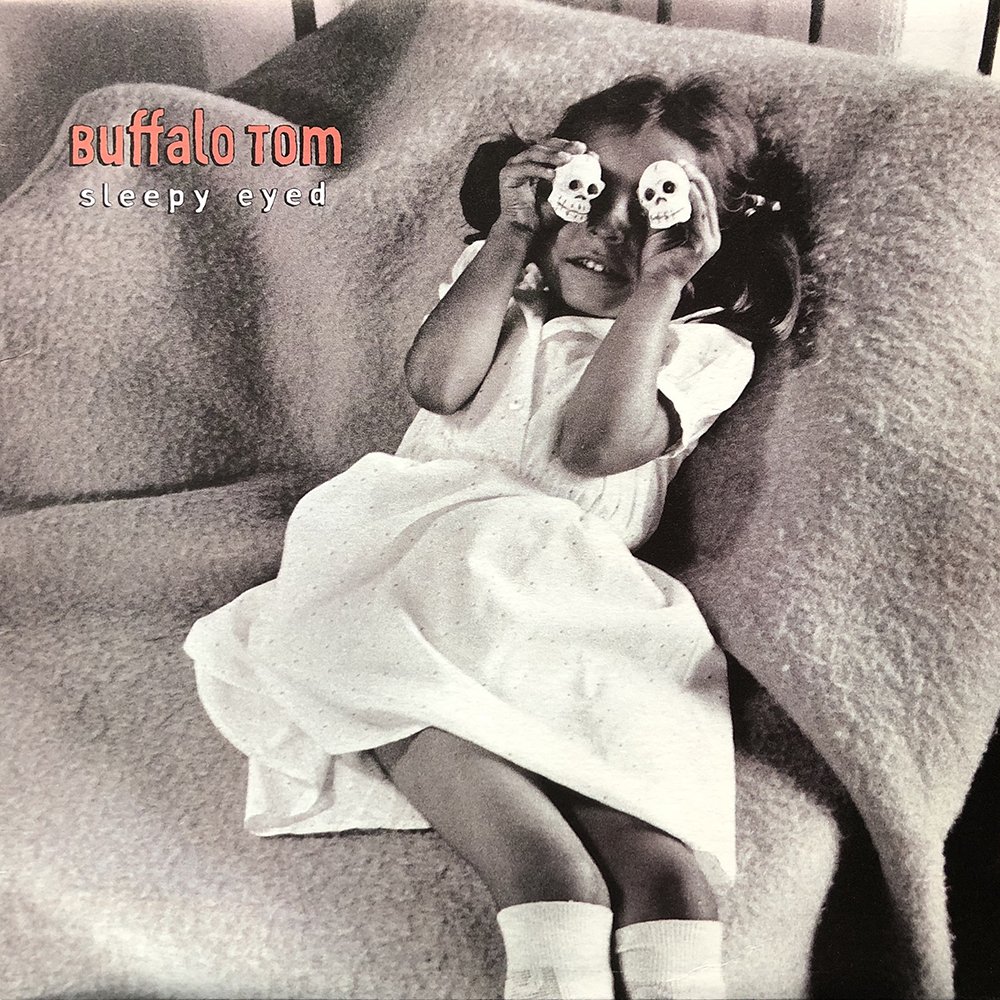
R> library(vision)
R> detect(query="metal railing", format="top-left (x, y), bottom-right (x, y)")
top-left (289, 0), bottom-right (998, 75)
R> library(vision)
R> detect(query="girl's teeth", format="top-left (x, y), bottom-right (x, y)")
top-left (582, 259), bottom-right (605, 273)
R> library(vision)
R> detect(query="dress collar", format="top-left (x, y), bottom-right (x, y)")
top-left (537, 306), bottom-right (725, 342)
top-left (540, 314), bottom-right (614, 341)
top-left (514, 258), bottom-right (725, 341)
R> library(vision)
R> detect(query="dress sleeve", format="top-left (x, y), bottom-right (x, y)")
top-left (435, 239), bottom-right (546, 306)
top-left (437, 240), bottom-right (486, 300)
top-left (656, 323), bottom-right (755, 459)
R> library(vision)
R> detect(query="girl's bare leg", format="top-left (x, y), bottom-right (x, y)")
top-left (545, 787), bottom-right (726, 999)
top-left (372, 729), bottom-right (615, 999)
top-left (373, 728), bottom-right (609, 909)
top-left (543, 788), bottom-right (717, 924)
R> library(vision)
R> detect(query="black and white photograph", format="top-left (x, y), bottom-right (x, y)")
top-left (2, 1), bottom-right (998, 997)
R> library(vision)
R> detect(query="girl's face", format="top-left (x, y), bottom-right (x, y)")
top-left (535, 123), bottom-right (703, 318)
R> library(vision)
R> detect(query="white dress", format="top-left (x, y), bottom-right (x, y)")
top-left (185, 242), bottom-right (754, 884)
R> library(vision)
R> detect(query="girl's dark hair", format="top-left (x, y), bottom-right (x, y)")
top-left (460, 74), bottom-right (813, 356)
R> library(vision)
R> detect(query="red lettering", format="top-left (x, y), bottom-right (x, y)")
top-left (272, 124), bottom-right (297, 166)
top-left (192, 108), bottom-right (209, 166)
top-left (300, 125), bottom-right (342, 166)
top-left (245, 124), bottom-right (270, 166)
top-left (164, 126), bottom-right (191, 165)
top-left (210, 126), bottom-right (235, 165)
top-left (97, 125), bottom-right (125, 166)
top-left (126, 108), bottom-right (165, 166)
top-left (69, 125), bottom-right (94, 165)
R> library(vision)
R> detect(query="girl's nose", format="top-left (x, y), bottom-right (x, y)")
top-left (588, 217), bottom-right (626, 244)
top-left (588, 211), bottom-right (629, 245)
top-left (587, 191), bottom-right (633, 244)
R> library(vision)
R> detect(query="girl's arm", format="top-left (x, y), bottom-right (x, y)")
top-left (405, 222), bottom-right (531, 414)
top-left (559, 162), bottom-right (722, 475)
top-left (406, 138), bottom-right (586, 414)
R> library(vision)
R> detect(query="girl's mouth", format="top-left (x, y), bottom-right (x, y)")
top-left (567, 255), bottom-right (625, 283)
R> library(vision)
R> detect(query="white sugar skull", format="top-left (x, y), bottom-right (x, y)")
top-left (548, 152), bottom-right (604, 224)
top-left (637, 160), bottom-right (691, 229)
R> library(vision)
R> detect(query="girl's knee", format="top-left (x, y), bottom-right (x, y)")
top-left (371, 729), bottom-right (610, 910)
top-left (471, 772), bottom-right (611, 908)
top-left (497, 831), bottom-right (610, 910)
top-left (371, 735), bottom-right (413, 775)
top-left (619, 829), bottom-right (718, 921)
top-left (508, 831), bottom-right (610, 906)
top-left (372, 727), bottom-right (464, 780)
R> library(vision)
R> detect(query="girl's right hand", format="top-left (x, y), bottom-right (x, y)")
top-left (497, 138), bottom-right (587, 234)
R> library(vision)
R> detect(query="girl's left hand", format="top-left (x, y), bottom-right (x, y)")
top-left (639, 161), bottom-right (721, 286)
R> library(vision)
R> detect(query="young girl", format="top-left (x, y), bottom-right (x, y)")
top-left (186, 75), bottom-right (803, 1000)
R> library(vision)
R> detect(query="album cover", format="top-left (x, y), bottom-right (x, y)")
top-left (2, 2), bottom-right (997, 998)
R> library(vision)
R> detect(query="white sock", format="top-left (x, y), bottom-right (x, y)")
top-left (615, 919), bottom-right (726, 999)
top-left (496, 900), bottom-right (615, 1000)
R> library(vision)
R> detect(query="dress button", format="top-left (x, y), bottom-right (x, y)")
top-left (508, 399), bottom-right (523, 410)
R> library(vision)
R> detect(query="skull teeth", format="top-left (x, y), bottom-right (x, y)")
top-left (552, 196), bottom-right (590, 224)
top-left (648, 215), bottom-right (681, 230)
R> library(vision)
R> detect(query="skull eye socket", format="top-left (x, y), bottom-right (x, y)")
top-left (661, 181), bottom-right (676, 195)
top-left (586, 184), bottom-right (599, 196)
top-left (643, 187), bottom-right (655, 201)
top-left (569, 179), bottom-right (582, 190)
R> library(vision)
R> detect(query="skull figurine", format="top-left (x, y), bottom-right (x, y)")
top-left (547, 152), bottom-right (605, 224)
top-left (637, 160), bottom-right (691, 229)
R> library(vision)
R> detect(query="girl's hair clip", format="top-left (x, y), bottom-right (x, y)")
top-left (742, 193), bottom-right (782, 217)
